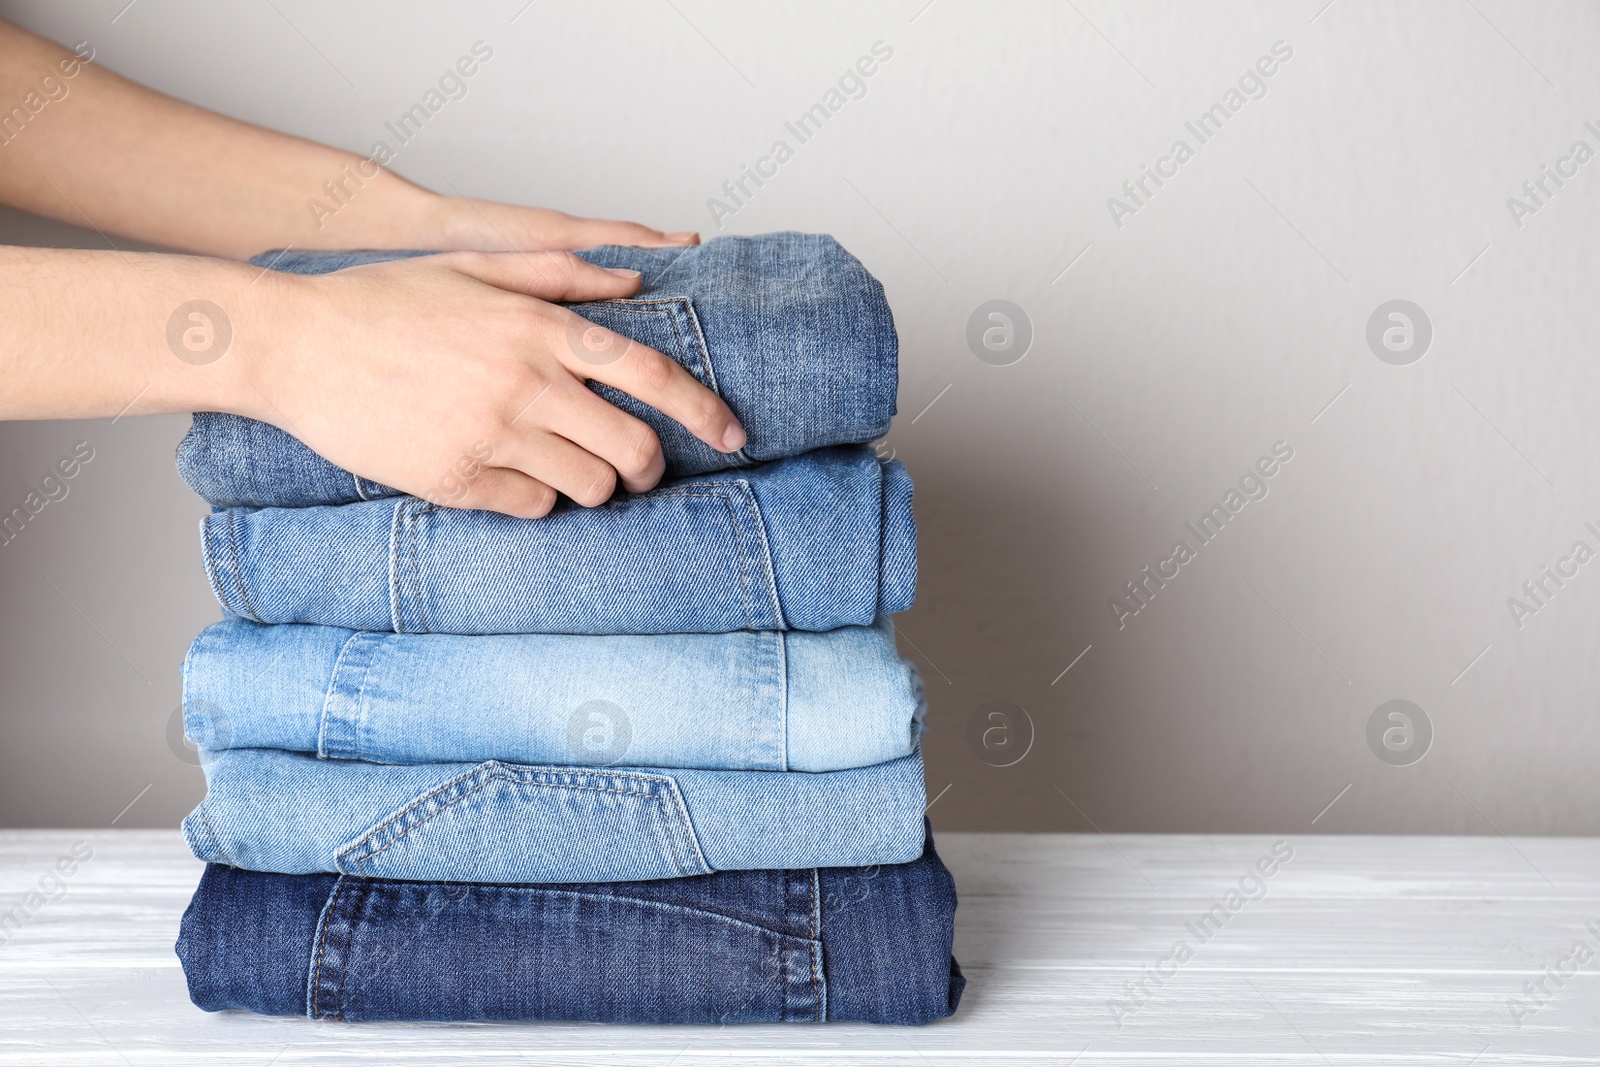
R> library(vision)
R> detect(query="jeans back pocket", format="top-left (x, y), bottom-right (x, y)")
top-left (334, 761), bottom-right (712, 883)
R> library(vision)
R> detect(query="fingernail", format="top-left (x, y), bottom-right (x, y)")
top-left (605, 268), bottom-right (641, 279)
top-left (721, 424), bottom-right (746, 452)
top-left (666, 232), bottom-right (699, 244)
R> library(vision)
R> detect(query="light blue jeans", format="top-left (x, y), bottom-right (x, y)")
top-left (184, 617), bottom-right (923, 773)
top-left (176, 234), bottom-right (898, 508)
top-left (182, 747), bottom-right (928, 883)
top-left (202, 447), bottom-right (913, 634)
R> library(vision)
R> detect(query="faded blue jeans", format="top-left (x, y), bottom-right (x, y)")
top-left (201, 447), bottom-right (913, 634)
top-left (183, 746), bottom-right (928, 883)
top-left (184, 616), bottom-right (924, 772)
top-left (176, 234), bottom-right (898, 508)
top-left (175, 823), bottom-right (963, 1024)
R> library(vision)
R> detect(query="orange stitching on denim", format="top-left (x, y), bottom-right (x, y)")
top-left (309, 877), bottom-right (346, 1019)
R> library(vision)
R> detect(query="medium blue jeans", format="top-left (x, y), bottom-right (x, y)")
top-left (176, 234), bottom-right (898, 509)
top-left (183, 746), bottom-right (928, 883)
top-left (175, 824), bottom-right (963, 1024)
top-left (184, 617), bottom-right (924, 772)
top-left (201, 447), bottom-right (913, 634)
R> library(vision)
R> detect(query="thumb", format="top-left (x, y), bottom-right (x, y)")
top-left (435, 250), bottom-right (643, 303)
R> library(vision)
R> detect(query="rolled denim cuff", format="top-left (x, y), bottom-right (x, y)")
top-left (176, 234), bottom-right (897, 509)
top-left (199, 448), bottom-right (912, 635)
top-left (175, 824), bottom-right (963, 1025)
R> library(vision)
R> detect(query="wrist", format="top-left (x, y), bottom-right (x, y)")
top-left (413, 193), bottom-right (494, 251)
top-left (143, 257), bottom-right (295, 422)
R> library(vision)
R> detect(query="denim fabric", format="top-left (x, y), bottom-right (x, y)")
top-left (175, 824), bottom-right (963, 1024)
top-left (183, 746), bottom-right (927, 883)
top-left (200, 447), bottom-right (914, 635)
top-left (176, 234), bottom-right (898, 509)
top-left (184, 617), bottom-right (924, 773)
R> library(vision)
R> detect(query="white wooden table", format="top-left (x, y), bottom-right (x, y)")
top-left (2, 830), bottom-right (1597, 1065)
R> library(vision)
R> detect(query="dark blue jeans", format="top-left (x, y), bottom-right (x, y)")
top-left (177, 234), bottom-right (898, 509)
top-left (176, 824), bottom-right (963, 1025)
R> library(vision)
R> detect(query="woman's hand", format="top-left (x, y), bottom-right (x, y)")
top-left (419, 196), bottom-right (701, 254)
top-left (0, 21), bottom-right (739, 518)
top-left (244, 249), bottom-right (743, 518)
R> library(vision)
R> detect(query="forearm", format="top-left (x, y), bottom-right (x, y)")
top-left (0, 22), bottom-right (448, 258)
top-left (0, 245), bottom-right (267, 420)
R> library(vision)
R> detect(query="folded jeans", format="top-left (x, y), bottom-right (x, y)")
top-left (201, 447), bottom-right (913, 635)
top-left (177, 234), bottom-right (898, 508)
top-left (175, 823), bottom-right (963, 1025)
top-left (185, 616), bottom-right (923, 772)
top-left (184, 746), bottom-right (928, 883)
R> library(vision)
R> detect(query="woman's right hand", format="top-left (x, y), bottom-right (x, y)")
top-left (238, 250), bottom-right (746, 518)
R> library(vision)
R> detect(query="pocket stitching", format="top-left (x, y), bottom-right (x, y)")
top-left (578, 299), bottom-right (719, 397)
top-left (317, 630), bottom-right (371, 759)
top-left (628, 488), bottom-right (755, 628)
top-left (337, 764), bottom-right (704, 877)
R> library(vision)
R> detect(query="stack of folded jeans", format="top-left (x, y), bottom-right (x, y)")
top-left (172, 234), bottom-right (965, 1025)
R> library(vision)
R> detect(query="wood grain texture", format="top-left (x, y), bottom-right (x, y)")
top-left (1, 830), bottom-right (1597, 1065)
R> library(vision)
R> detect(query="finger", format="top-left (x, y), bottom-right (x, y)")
top-left (496, 431), bottom-right (619, 509)
top-left (548, 217), bottom-right (700, 249)
top-left (538, 382), bottom-right (667, 494)
top-left (438, 249), bottom-right (644, 303)
top-left (550, 309), bottom-right (746, 454)
top-left (448, 467), bottom-right (559, 520)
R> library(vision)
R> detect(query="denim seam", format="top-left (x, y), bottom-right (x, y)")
top-left (221, 510), bottom-right (258, 622)
top-left (212, 511), bottom-right (264, 623)
top-left (651, 770), bottom-right (712, 876)
top-left (345, 774), bottom-right (693, 875)
top-left (777, 867), bottom-right (824, 1021)
top-left (404, 502), bottom-right (432, 634)
top-left (318, 630), bottom-right (370, 760)
top-left (636, 482), bottom-right (784, 629)
top-left (584, 298), bottom-right (752, 467)
top-left (399, 882), bottom-right (807, 940)
top-left (677, 295), bottom-right (753, 468)
top-left (307, 875), bottom-right (347, 1019)
top-left (336, 763), bottom-right (708, 878)
top-left (811, 867), bottom-right (827, 1021)
top-left (183, 805), bottom-right (223, 864)
top-left (392, 501), bottom-right (446, 634)
top-left (342, 633), bottom-right (384, 761)
top-left (627, 488), bottom-right (760, 629)
top-left (583, 299), bottom-right (703, 375)
top-left (385, 500), bottom-right (404, 633)
top-left (776, 632), bottom-right (789, 773)
top-left (197, 518), bottom-right (238, 622)
top-left (727, 480), bottom-right (787, 630)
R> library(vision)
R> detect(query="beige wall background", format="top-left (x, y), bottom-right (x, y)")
top-left (2, 0), bottom-right (1598, 834)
